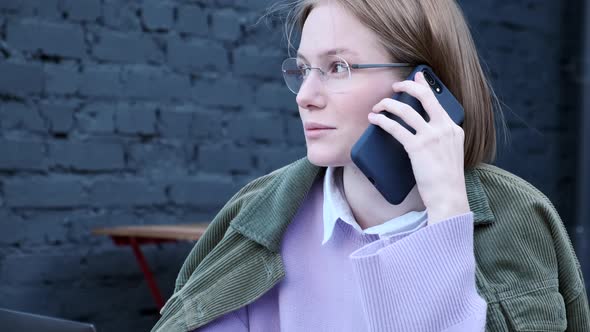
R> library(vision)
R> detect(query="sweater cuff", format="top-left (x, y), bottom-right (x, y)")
top-left (349, 212), bottom-right (487, 331)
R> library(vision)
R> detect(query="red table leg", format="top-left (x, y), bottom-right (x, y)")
top-left (128, 237), bottom-right (165, 310)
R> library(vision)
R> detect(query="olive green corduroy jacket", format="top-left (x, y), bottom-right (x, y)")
top-left (152, 157), bottom-right (590, 332)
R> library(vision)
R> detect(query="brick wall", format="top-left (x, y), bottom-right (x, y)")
top-left (0, 1), bottom-right (586, 331)
top-left (461, 0), bottom-right (586, 249)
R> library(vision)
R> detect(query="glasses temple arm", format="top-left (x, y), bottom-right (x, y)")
top-left (350, 63), bottom-right (413, 69)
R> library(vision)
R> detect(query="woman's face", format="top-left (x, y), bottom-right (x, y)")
top-left (296, 1), bottom-right (405, 167)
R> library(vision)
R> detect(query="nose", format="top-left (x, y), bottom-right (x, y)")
top-left (296, 70), bottom-right (327, 110)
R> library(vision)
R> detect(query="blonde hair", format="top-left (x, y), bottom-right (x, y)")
top-left (265, 0), bottom-right (507, 168)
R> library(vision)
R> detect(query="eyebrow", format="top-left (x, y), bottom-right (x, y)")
top-left (296, 48), bottom-right (358, 61)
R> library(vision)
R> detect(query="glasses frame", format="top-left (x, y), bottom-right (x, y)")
top-left (281, 55), bottom-right (413, 94)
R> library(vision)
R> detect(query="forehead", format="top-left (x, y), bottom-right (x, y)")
top-left (297, 2), bottom-right (385, 61)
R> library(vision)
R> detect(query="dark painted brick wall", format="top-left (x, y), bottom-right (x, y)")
top-left (460, 0), bottom-right (587, 255)
top-left (0, 1), bottom-right (586, 331)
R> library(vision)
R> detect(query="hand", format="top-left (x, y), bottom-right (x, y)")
top-left (367, 71), bottom-right (470, 225)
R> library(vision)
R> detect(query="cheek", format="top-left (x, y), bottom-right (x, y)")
top-left (340, 81), bottom-right (394, 132)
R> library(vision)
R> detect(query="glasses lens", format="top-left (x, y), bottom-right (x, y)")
top-left (282, 58), bottom-right (304, 94)
top-left (323, 55), bottom-right (351, 93)
top-left (281, 55), bottom-right (352, 94)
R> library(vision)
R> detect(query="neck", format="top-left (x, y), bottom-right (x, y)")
top-left (340, 163), bottom-right (426, 230)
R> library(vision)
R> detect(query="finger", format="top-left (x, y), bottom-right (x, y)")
top-left (414, 70), bottom-right (432, 90)
top-left (372, 98), bottom-right (430, 133)
top-left (393, 73), bottom-right (447, 123)
top-left (368, 112), bottom-right (413, 147)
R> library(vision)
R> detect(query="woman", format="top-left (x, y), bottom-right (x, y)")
top-left (152, 0), bottom-right (590, 331)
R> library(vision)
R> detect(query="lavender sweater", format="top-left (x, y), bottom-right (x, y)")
top-left (194, 172), bottom-right (487, 331)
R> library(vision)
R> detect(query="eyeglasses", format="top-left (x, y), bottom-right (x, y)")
top-left (281, 54), bottom-right (412, 94)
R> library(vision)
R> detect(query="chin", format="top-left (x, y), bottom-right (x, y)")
top-left (306, 147), bottom-right (350, 167)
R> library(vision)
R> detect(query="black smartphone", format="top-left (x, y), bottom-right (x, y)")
top-left (350, 65), bottom-right (464, 205)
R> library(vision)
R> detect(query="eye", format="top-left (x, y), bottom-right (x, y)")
top-left (298, 66), bottom-right (311, 78)
top-left (294, 61), bottom-right (310, 76)
top-left (330, 61), bottom-right (348, 74)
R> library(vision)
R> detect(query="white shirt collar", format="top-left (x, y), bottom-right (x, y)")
top-left (322, 166), bottom-right (427, 245)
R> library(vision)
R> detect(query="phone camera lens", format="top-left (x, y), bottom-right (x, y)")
top-left (422, 70), bottom-right (436, 86)
top-left (422, 70), bottom-right (443, 94)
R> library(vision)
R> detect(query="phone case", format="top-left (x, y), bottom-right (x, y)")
top-left (350, 65), bottom-right (464, 205)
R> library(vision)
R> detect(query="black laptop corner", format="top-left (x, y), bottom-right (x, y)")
top-left (0, 308), bottom-right (97, 332)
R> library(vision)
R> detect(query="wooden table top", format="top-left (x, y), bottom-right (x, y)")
top-left (92, 223), bottom-right (210, 241)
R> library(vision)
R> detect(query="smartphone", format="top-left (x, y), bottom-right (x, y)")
top-left (350, 65), bottom-right (464, 205)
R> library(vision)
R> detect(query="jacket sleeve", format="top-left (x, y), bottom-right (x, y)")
top-left (349, 212), bottom-right (487, 332)
top-left (530, 192), bottom-right (590, 331)
top-left (548, 208), bottom-right (590, 330)
top-left (566, 275), bottom-right (590, 331)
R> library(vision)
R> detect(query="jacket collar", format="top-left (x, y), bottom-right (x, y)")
top-left (230, 157), bottom-right (495, 253)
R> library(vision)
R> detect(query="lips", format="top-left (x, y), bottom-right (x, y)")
top-left (303, 122), bottom-right (336, 139)
top-left (304, 122), bottom-right (336, 130)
